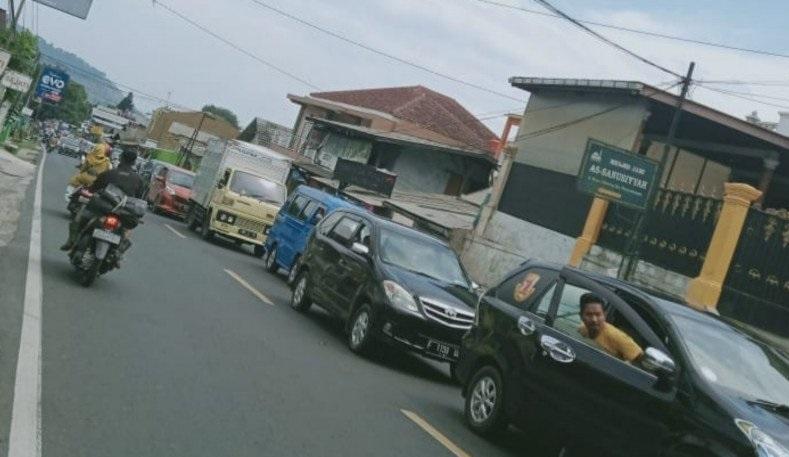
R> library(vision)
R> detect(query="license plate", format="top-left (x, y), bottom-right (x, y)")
top-left (426, 339), bottom-right (458, 360)
top-left (92, 229), bottom-right (121, 244)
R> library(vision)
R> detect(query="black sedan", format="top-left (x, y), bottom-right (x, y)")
top-left (456, 261), bottom-right (789, 457)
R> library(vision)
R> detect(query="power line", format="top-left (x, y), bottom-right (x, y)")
top-left (246, 0), bottom-right (523, 103)
top-left (697, 88), bottom-right (789, 104)
top-left (695, 84), bottom-right (789, 110)
top-left (152, 0), bottom-right (321, 90)
top-left (467, 0), bottom-right (789, 60)
top-left (697, 79), bottom-right (789, 87)
top-left (529, 0), bottom-right (682, 78)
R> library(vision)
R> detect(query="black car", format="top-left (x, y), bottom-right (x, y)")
top-left (290, 208), bottom-right (478, 366)
top-left (456, 261), bottom-right (789, 457)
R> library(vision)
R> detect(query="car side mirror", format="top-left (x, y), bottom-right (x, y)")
top-left (643, 347), bottom-right (676, 388)
top-left (471, 281), bottom-right (486, 296)
top-left (309, 212), bottom-right (324, 225)
top-left (351, 242), bottom-right (369, 256)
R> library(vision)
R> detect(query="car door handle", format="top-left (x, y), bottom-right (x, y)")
top-left (539, 335), bottom-right (576, 364)
top-left (517, 316), bottom-right (536, 336)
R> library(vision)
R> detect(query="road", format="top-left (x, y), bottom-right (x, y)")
top-left (4, 152), bottom-right (551, 456)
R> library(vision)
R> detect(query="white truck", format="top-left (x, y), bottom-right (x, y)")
top-left (187, 139), bottom-right (293, 256)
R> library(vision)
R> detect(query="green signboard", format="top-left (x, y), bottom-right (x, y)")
top-left (577, 139), bottom-right (660, 210)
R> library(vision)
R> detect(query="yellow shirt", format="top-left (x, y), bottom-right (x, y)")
top-left (579, 323), bottom-right (643, 362)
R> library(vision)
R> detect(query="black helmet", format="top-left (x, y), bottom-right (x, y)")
top-left (120, 149), bottom-right (137, 165)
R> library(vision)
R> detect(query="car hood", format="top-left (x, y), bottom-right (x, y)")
top-left (729, 396), bottom-right (789, 447)
top-left (380, 263), bottom-right (476, 313)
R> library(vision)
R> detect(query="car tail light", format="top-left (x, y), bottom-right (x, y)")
top-left (103, 215), bottom-right (121, 231)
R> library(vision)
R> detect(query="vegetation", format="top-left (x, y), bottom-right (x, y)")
top-left (117, 92), bottom-right (134, 111)
top-left (1, 29), bottom-right (39, 75)
top-left (202, 104), bottom-right (239, 129)
top-left (38, 81), bottom-right (92, 125)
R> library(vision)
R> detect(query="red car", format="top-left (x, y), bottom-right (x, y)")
top-left (146, 165), bottom-right (195, 219)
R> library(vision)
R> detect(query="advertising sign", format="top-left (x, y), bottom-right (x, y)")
top-left (0, 49), bottom-right (12, 75)
top-left (33, 0), bottom-right (93, 19)
top-left (36, 67), bottom-right (70, 103)
top-left (334, 158), bottom-right (397, 197)
top-left (1, 71), bottom-right (33, 92)
top-left (577, 139), bottom-right (659, 210)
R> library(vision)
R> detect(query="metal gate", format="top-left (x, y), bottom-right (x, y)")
top-left (719, 208), bottom-right (789, 337)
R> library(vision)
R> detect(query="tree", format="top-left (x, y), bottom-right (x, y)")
top-left (0, 29), bottom-right (39, 75)
top-left (117, 92), bottom-right (134, 111)
top-left (202, 104), bottom-right (239, 129)
top-left (38, 82), bottom-right (91, 125)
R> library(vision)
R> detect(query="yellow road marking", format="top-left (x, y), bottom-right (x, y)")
top-left (163, 223), bottom-right (187, 239)
top-left (224, 269), bottom-right (275, 306)
top-left (401, 409), bottom-right (472, 457)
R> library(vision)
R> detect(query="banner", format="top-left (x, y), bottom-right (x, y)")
top-left (1, 71), bottom-right (33, 92)
top-left (36, 67), bottom-right (70, 103)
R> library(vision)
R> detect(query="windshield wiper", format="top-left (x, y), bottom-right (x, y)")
top-left (748, 398), bottom-right (789, 417)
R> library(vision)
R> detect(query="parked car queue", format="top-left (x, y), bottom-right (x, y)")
top-left (183, 183), bottom-right (789, 457)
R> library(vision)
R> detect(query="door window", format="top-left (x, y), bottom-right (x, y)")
top-left (552, 283), bottom-right (593, 336)
top-left (318, 211), bottom-right (343, 235)
top-left (493, 267), bottom-right (559, 311)
top-left (329, 217), bottom-right (360, 245)
top-left (302, 201), bottom-right (321, 221)
top-left (354, 223), bottom-right (372, 247)
top-left (287, 195), bottom-right (309, 219)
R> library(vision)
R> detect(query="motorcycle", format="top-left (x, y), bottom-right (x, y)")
top-left (65, 185), bottom-right (93, 218)
top-left (68, 184), bottom-right (146, 287)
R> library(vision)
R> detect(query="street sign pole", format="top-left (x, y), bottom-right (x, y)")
top-left (620, 62), bottom-right (696, 280)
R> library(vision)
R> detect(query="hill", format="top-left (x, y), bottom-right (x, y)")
top-left (37, 38), bottom-right (124, 106)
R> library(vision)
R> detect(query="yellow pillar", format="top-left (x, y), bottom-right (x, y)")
top-left (569, 197), bottom-right (610, 267)
top-left (686, 183), bottom-right (762, 311)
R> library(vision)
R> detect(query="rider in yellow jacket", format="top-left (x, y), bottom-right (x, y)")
top-left (68, 141), bottom-right (111, 188)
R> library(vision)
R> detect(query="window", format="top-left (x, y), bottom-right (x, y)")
top-left (318, 212), bottom-right (343, 235)
top-left (532, 283), bottom-right (557, 317)
top-left (288, 196), bottom-right (309, 219)
top-left (494, 268), bottom-right (559, 310)
top-left (355, 223), bottom-right (372, 247)
top-left (302, 201), bottom-right (321, 221)
top-left (552, 283), bottom-right (592, 336)
top-left (330, 217), bottom-right (360, 244)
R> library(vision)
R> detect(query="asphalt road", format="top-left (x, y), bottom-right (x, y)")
top-left (7, 152), bottom-right (554, 456)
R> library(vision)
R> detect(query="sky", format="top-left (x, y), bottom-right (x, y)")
top-left (17, 0), bottom-right (789, 133)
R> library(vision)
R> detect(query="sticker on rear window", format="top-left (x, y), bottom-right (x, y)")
top-left (514, 272), bottom-right (541, 303)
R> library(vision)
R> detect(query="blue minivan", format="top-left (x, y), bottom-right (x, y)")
top-left (263, 185), bottom-right (356, 282)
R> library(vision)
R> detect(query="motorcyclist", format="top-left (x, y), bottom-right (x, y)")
top-left (68, 139), bottom-right (111, 189)
top-left (60, 149), bottom-right (145, 251)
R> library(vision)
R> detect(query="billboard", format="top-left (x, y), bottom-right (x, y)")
top-left (33, 0), bottom-right (93, 19)
top-left (1, 71), bottom-right (33, 92)
top-left (35, 67), bottom-right (70, 103)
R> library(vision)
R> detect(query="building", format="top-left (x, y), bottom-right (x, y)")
top-left (91, 105), bottom-right (130, 133)
top-left (146, 108), bottom-right (239, 152)
top-left (238, 117), bottom-right (295, 157)
top-left (287, 86), bottom-right (499, 196)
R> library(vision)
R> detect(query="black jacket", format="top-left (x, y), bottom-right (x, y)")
top-left (90, 164), bottom-right (145, 198)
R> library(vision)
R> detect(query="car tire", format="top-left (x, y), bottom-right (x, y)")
top-left (264, 245), bottom-right (278, 272)
top-left (286, 256), bottom-right (300, 285)
top-left (290, 271), bottom-right (312, 312)
top-left (252, 244), bottom-right (265, 258)
top-left (348, 304), bottom-right (375, 355)
top-left (186, 208), bottom-right (199, 231)
top-left (200, 213), bottom-right (214, 241)
top-left (465, 365), bottom-right (508, 436)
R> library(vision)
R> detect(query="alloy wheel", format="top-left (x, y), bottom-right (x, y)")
top-left (469, 376), bottom-right (497, 424)
top-left (350, 310), bottom-right (370, 349)
top-left (292, 276), bottom-right (306, 308)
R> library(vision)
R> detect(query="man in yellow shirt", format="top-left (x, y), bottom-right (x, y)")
top-left (577, 293), bottom-right (643, 363)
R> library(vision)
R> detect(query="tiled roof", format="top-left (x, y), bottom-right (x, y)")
top-left (310, 86), bottom-right (497, 152)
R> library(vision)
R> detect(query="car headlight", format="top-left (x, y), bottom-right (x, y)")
top-left (382, 280), bottom-right (420, 315)
top-left (736, 419), bottom-right (789, 457)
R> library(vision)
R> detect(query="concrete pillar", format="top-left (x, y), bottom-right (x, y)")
top-left (685, 183), bottom-right (762, 311)
top-left (568, 197), bottom-right (610, 267)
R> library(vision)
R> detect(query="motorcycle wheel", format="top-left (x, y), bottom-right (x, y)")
top-left (78, 263), bottom-right (100, 287)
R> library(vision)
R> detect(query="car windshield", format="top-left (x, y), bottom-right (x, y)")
top-left (168, 170), bottom-right (194, 189)
top-left (379, 228), bottom-right (468, 287)
top-left (229, 170), bottom-right (286, 205)
top-left (670, 313), bottom-right (789, 404)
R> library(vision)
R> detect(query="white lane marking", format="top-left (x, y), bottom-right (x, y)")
top-left (224, 269), bottom-right (275, 306)
top-left (163, 223), bottom-right (186, 239)
top-left (401, 409), bottom-right (472, 457)
top-left (8, 150), bottom-right (46, 457)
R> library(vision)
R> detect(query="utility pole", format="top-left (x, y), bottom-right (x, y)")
top-left (621, 62), bottom-right (695, 280)
top-left (181, 111), bottom-right (209, 169)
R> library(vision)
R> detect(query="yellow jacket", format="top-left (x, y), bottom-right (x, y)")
top-left (68, 143), bottom-right (111, 187)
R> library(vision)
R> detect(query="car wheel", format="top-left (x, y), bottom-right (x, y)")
top-left (290, 271), bottom-right (312, 312)
top-left (186, 208), bottom-right (199, 231)
top-left (200, 213), bottom-right (214, 241)
top-left (465, 365), bottom-right (508, 436)
top-left (252, 244), bottom-right (265, 258)
top-left (286, 257), bottom-right (300, 285)
top-left (348, 304), bottom-right (375, 354)
top-left (264, 245), bottom-right (278, 272)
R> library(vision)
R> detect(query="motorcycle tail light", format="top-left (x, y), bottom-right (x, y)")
top-left (103, 215), bottom-right (121, 231)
